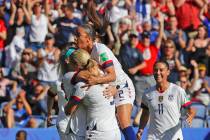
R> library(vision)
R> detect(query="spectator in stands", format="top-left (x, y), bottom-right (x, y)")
top-left (0, 67), bottom-right (17, 104)
top-left (173, 0), bottom-right (204, 32)
top-left (191, 64), bottom-right (210, 106)
top-left (164, 15), bottom-right (187, 50)
top-left (114, 18), bottom-right (132, 55)
top-left (3, 90), bottom-right (36, 128)
top-left (37, 33), bottom-right (60, 86)
top-left (16, 130), bottom-right (27, 140)
top-left (176, 60), bottom-right (199, 99)
top-left (134, 13), bottom-right (164, 106)
top-left (140, 21), bottom-right (159, 44)
top-left (118, 31), bottom-right (145, 80)
top-left (28, 1), bottom-right (48, 51)
top-left (207, 43), bottom-right (210, 76)
top-left (11, 48), bottom-right (36, 87)
top-left (49, 3), bottom-right (82, 49)
top-left (44, 0), bottom-right (60, 23)
top-left (7, 0), bottom-right (30, 46)
top-left (29, 84), bottom-right (48, 116)
top-left (0, 3), bottom-right (7, 66)
top-left (135, 0), bottom-right (151, 23)
top-left (187, 25), bottom-right (209, 65)
top-left (199, 1), bottom-right (210, 38)
top-left (160, 39), bottom-right (182, 83)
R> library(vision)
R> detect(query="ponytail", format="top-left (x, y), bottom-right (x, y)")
top-left (85, 0), bottom-right (109, 37)
top-left (85, 59), bottom-right (97, 69)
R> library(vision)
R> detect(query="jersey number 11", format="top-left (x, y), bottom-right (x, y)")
top-left (158, 103), bottom-right (163, 114)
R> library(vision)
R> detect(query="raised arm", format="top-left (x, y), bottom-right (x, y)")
top-left (9, 0), bottom-right (17, 26)
top-left (22, 0), bottom-right (31, 24)
top-left (199, 2), bottom-right (208, 21)
top-left (155, 13), bottom-right (164, 49)
top-left (19, 90), bottom-right (32, 115)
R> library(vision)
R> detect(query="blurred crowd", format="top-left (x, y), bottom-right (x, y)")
top-left (0, 0), bottom-right (209, 128)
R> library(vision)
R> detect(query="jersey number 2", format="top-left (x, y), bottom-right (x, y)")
top-left (158, 104), bottom-right (163, 114)
top-left (118, 90), bottom-right (124, 98)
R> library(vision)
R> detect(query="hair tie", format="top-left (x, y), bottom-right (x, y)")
top-left (65, 48), bottom-right (76, 59)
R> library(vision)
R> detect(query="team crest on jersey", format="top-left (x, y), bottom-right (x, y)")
top-left (159, 96), bottom-right (163, 102)
top-left (100, 52), bottom-right (109, 62)
top-left (168, 94), bottom-right (174, 101)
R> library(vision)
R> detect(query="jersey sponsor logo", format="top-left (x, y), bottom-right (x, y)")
top-left (168, 94), bottom-right (174, 101)
top-left (100, 52), bottom-right (109, 62)
top-left (159, 96), bottom-right (163, 102)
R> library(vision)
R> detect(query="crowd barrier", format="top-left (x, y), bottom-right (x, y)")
top-left (0, 127), bottom-right (210, 140)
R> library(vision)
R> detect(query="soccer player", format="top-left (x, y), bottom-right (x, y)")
top-left (136, 60), bottom-right (196, 140)
top-left (47, 46), bottom-right (86, 140)
top-left (65, 49), bottom-right (121, 140)
top-left (73, 2), bottom-right (136, 140)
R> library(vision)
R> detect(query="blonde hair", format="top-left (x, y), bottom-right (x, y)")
top-left (70, 49), bottom-right (98, 70)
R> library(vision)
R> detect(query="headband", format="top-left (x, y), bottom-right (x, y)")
top-left (65, 48), bottom-right (76, 59)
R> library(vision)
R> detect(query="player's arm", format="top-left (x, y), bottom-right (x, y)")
top-left (181, 88), bottom-right (196, 126)
top-left (88, 65), bottom-right (116, 85)
top-left (47, 88), bottom-right (57, 127)
top-left (64, 97), bottom-right (80, 115)
top-left (64, 82), bottom-right (86, 115)
top-left (137, 103), bottom-right (149, 140)
top-left (87, 49), bottom-right (116, 85)
top-left (186, 107), bottom-right (196, 126)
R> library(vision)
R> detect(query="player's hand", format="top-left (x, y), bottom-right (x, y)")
top-left (186, 113), bottom-right (193, 127)
top-left (47, 115), bottom-right (53, 127)
top-left (103, 85), bottom-right (118, 99)
top-left (136, 129), bottom-right (144, 140)
top-left (87, 76), bottom-right (99, 85)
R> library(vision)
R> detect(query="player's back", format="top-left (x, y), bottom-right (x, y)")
top-left (77, 83), bottom-right (119, 131)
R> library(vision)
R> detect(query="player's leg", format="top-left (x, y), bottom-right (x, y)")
top-left (117, 104), bottom-right (136, 140)
top-left (115, 80), bottom-right (136, 140)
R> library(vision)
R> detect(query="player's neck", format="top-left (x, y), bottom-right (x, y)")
top-left (156, 81), bottom-right (170, 93)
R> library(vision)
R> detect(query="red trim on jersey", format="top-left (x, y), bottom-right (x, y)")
top-left (71, 70), bottom-right (80, 85)
top-left (102, 60), bottom-right (113, 69)
top-left (71, 96), bottom-right (81, 102)
top-left (182, 101), bottom-right (192, 108)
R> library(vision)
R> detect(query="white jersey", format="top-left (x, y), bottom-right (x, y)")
top-left (72, 82), bottom-right (119, 132)
top-left (50, 72), bottom-right (86, 138)
top-left (142, 83), bottom-right (190, 140)
top-left (91, 42), bottom-right (129, 85)
top-left (91, 42), bottom-right (135, 106)
top-left (62, 72), bottom-right (87, 137)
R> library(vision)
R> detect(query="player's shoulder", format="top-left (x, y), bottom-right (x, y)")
top-left (62, 72), bottom-right (76, 82)
top-left (170, 83), bottom-right (185, 92)
top-left (94, 42), bottom-right (109, 52)
top-left (168, 83), bottom-right (186, 97)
